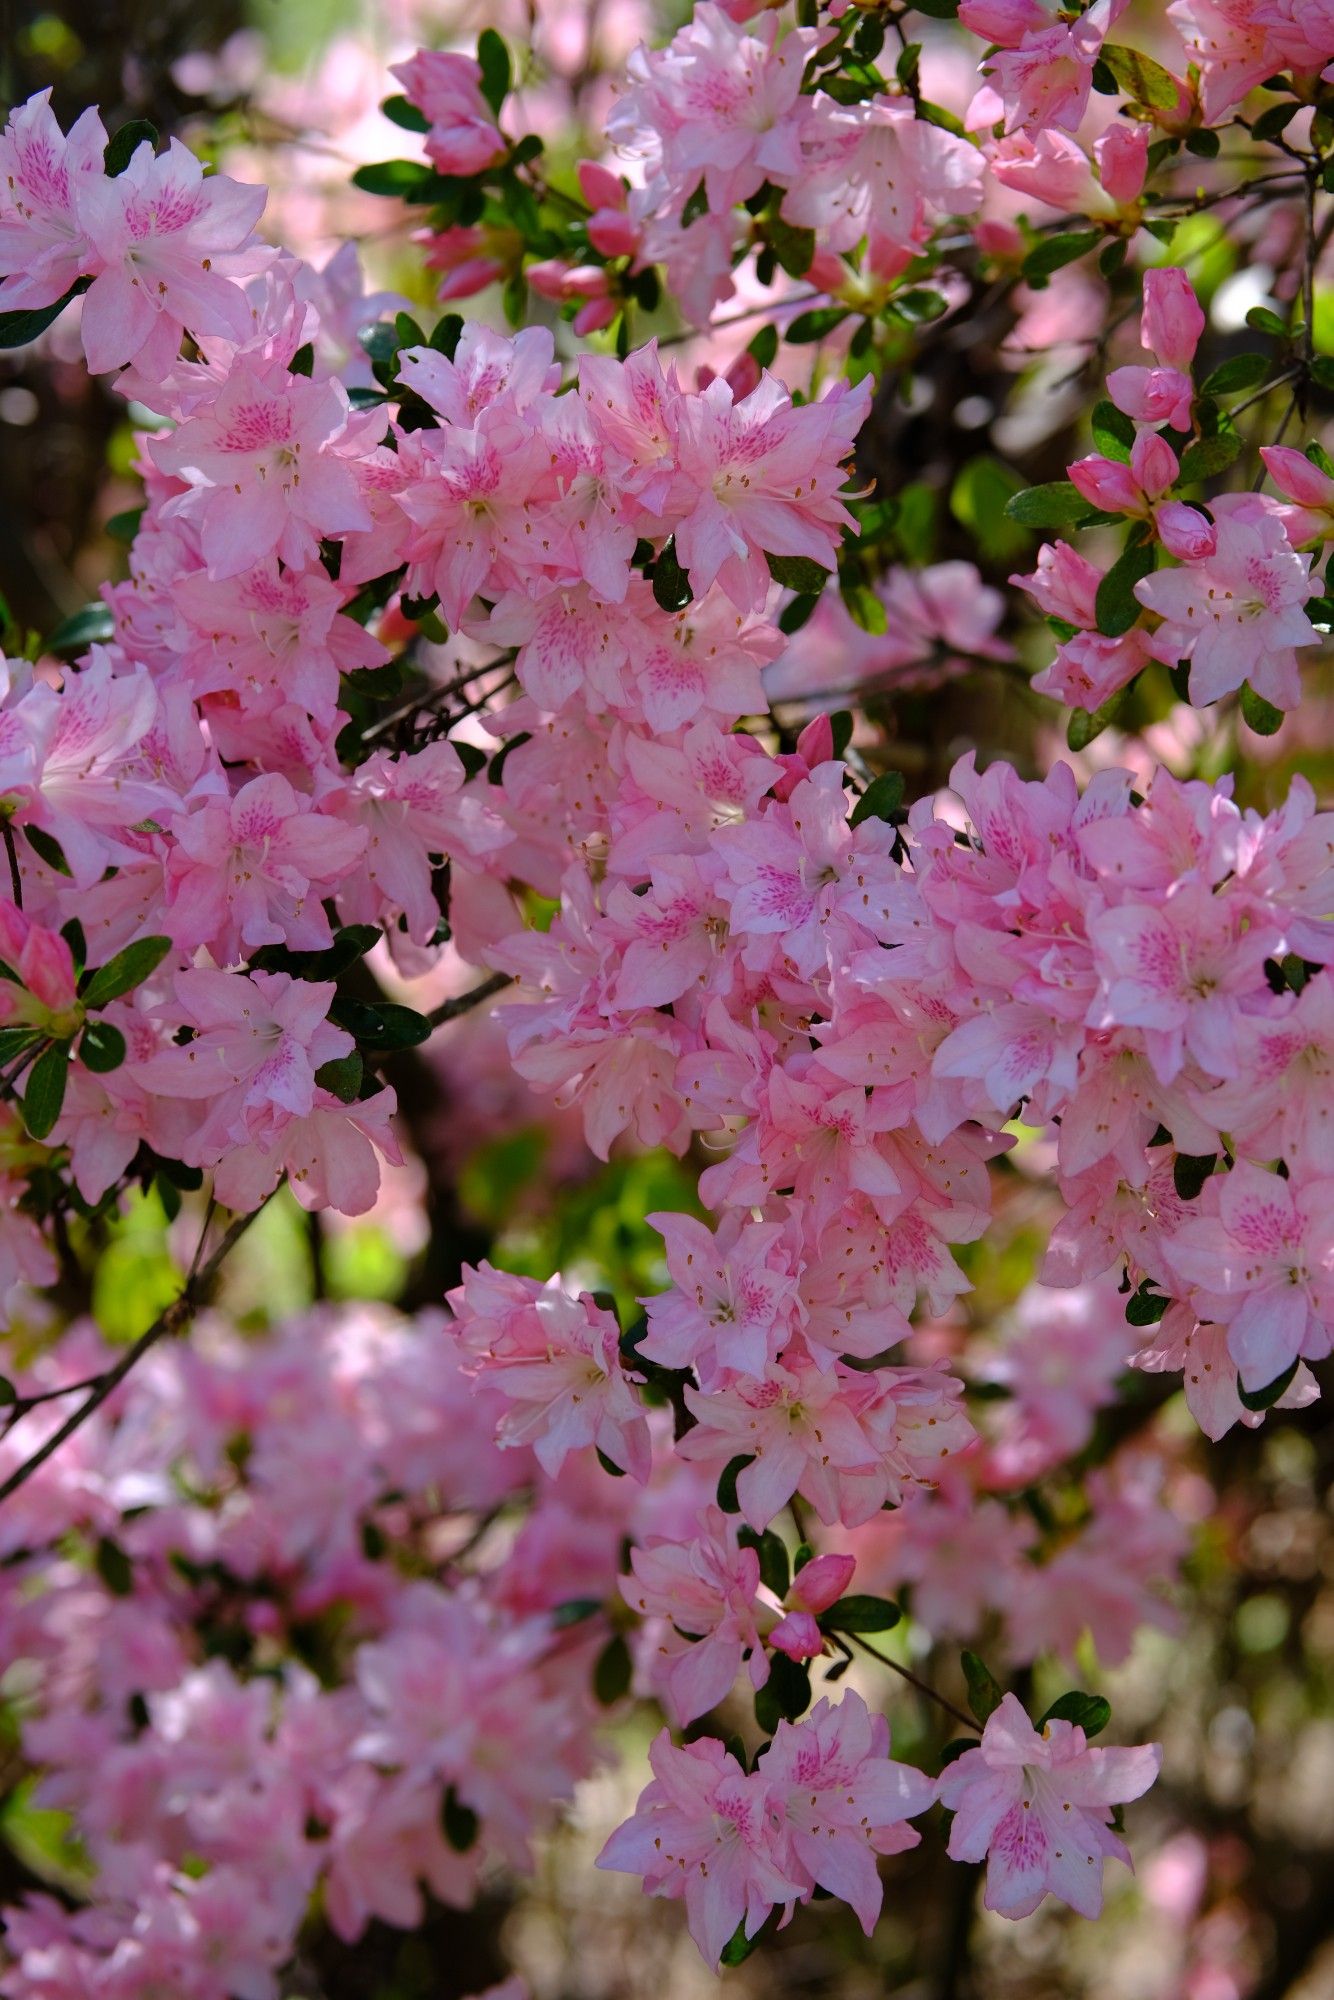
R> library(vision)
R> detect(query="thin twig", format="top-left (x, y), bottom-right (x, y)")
top-left (0, 1192), bottom-right (275, 1508)
top-left (3, 824), bottom-right (21, 909)
top-left (426, 970), bottom-right (512, 1028)
top-left (847, 1633), bottom-right (977, 1733)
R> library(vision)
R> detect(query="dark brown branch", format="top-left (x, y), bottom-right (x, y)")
top-left (426, 971), bottom-right (513, 1028)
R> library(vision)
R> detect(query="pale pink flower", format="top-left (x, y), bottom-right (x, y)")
top-left (1161, 1161), bottom-right (1334, 1391)
top-left (0, 90), bottom-right (107, 311)
top-left (940, 1692), bottom-right (1160, 1919)
top-left (760, 1692), bottom-right (934, 1933)
top-left (596, 1730), bottom-right (804, 1967)
top-left (74, 138), bottom-right (265, 376)
top-left (152, 358), bottom-right (373, 580)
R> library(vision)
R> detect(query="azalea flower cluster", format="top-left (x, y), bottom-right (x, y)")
top-left (1017, 269), bottom-right (1328, 720)
top-left (0, 1307), bottom-right (630, 1998)
top-left (0, 0), bottom-right (1329, 1982)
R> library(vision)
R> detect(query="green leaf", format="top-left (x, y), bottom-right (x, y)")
top-left (288, 341), bottom-right (314, 377)
top-left (1178, 432), bottom-right (1242, 483)
top-left (593, 1634), bottom-right (632, 1705)
top-left (103, 120), bottom-right (157, 176)
top-left (314, 1052), bottom-right (364, 1103)
top-left (1099, 238), bottom-right (1128, 279)
top-left (431, 311), bottom-right (465, 358)
top-left (821, 1594), bottom-right (901, 1634)
top-left (920, 97), bottom-right (967, 134)
top-left (1173, 1152), bottom-right (1216, 1201)
top-left (651, 540), bottom-right (692, 613)
top-left (23, 825), bottom-right (71, 877)
top-left (23, 1042), bottom-right (70, 1140)
top-left (0, 1376), bottom-right (15, 1407)
top-left (951, 456), bottom-right (1029, 563)
top-left (79, 1021), bottom-right (126, 1075)
top-left (754, 1652), bottom-right (811, 1735)
top-left (441, 1787), bottom-right (478, 1851)
top-left (94, 1536), bottom-right (134, 1596)
top-left (1022, 229), bottom-right (1101, 287)
top-left (720, 1917), bottom-right (767, 1968)
top-left (1094, 535), bottom-right (1155, 638)
top-left (1238, 1358), bottom-right (1299, 1411)
top-left (1250, 101), bottom-right (1298, 142)
top-left (329, 998), bottom-right (432, 1052)
top-left (1125, 1280), bottom-right (1170, 1327)
top-left (843, 582), bottom-right (887, 634)
top-left (1066, 686), bottom-right (1131, 751)
top-left (249, 925), bottom-right (382, 982)
top-left (738, 1526), bottom-right (790, 1599)
top-left (681, 180), bottom-right (709, 228)
top-left (716, 1454), bottom-right (753, 1514)
top-left (1099, 42), bottom-right (1182, 108)
top-left (81, 936), bottom-right (171, 1009)
top-left (1039, 1691), bottom-right (1111, 1738)
top-left (767, 215), bottom-right (816, 279)
top-left (893, 287), bottom-right (948, 324)
top-left (1091, 398), bottom-right (1136, 464)
top-left (0, 277), bottom-right (92, 350)
top-left (786, 306), bottom-right (850, 344)
top-left (829, 712), bottom-right (854, 759)
top-left (961, 1650), bottom-right (1004, 1727)
top-left (551, 1597), bottom-right (603, 1629)
top-left (105, 507), bottom-right (144, 546)
top-left (351, 159), bottom-right (436, 199)
top-left (1310, 355), bottom-right (1334, 392)
top-left (766, 552), bottom-right (832, 594)
top-left (45, 603), bottom-right (115, 657)
top-left (1184, 125), bottom-right (1220, 157)
top-left (1201, 352), bottom-right (1269, 396)
top-left (1240, 681), bottom-right (1285, 734)
top-left (1245, 305), bottom-right (1288, 338)
top-left (748, 324), bottom-right (779, 371)
top-left (778, 592), bottom-right (818, 635)
top-left (0, 1027), bottom-right (38, 1064)
top-left (477, 29), bottom-right (511, 116)
top-left (1005, 480), bottom-right (1089, 528)
top-left (381, 93), bottom-right (430, 133)
top-left (850, 771), bottom-right (905, 828)
top-left (938, 1735), bottom-right (979, 1767)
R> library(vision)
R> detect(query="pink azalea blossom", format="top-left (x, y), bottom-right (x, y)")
top-left (596, 1730), bottom-right (804, 1966)
top-left (939, 1693), bottom-right (1160, 1919)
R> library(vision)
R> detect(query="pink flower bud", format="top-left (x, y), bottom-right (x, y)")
top-left (1095, 123), bottom-right (1149, 203)
top-left (1068, 454), bottom-right (1144, 514)
top-left (1154, 500), bottom-right (1216, 560)
top-left (795, 714), bottom-right (835, 770)
top-left (19, 926), bottom-right (77, 1013)
top-left (1142, 267), bottom-right (1205, 372)
top-left (769, 1610), bottom-right (824, 1661)
top-left (576, 160), bottom-right (625, 212)
top-left (973, 220), bottom-right (1023, 261)
top-left (587, 211), bottom-right (641, 259)
top-left (788, 1550), bottom-right (855, 1613)
top-left (573, 297), bottom-right (619, 337)
top-left (722, 351), bottom-right (762, 400)
top-left (1130, 428), bottom-right (1178, 499)
top-left (0, 899), bottom-right (29, 971)
top-left (1260, 445), bottom-right (1334, 509)
top-left (1106, 364), bottom-right (1194, 432)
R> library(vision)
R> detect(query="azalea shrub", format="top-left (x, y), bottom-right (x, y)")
top-left (0, 0), bottom-right (1330, 1995)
